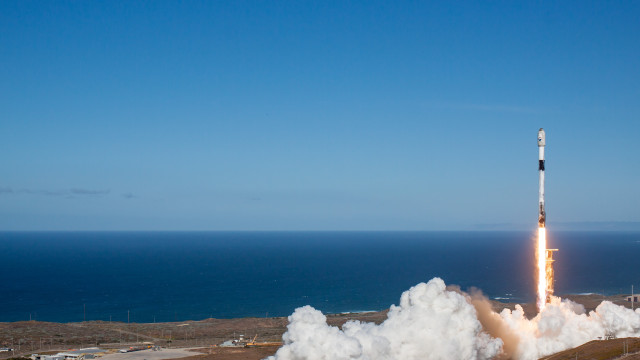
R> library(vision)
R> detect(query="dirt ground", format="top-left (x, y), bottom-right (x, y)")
top-left (540, 337), bottom-right (640, 360)
top-left (0, 311), bottom-right (386, 360)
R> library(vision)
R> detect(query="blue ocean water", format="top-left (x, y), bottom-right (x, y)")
top-left (0, 231), bottom-right (638, 323)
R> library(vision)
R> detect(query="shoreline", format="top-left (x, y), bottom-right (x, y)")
top-left (0, 292), bottom-right (634, 325)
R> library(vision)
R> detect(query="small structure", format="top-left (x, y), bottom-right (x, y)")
top-left (245, 335), bottom-right (283, 348)
top-left (219, 335), bottom-right (247, 347)
top-left (626, 295), bottom-right (639, 303)
top-left (43, 356), bottom-right (64, 360)
top-left (56, 348), bottom-right (106, 360)
top-left (118, 344), bottom-right (153, 353)
top-left (32, 354), bottom-right (64, 360)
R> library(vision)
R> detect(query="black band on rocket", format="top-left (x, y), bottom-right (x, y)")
top-left (539, 160), bottom-right (545, 171)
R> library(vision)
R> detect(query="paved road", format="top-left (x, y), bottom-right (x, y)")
top-left (101, 348), bottom-right (200, 360)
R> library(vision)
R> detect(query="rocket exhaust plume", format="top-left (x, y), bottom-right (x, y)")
top-left (537, 129), bottom-right (556, 312)
top-left (266, 129), bottom-right (640, 359)
top-left (269, 278), bottom-right (640, 360)
top-left (536, 227), bottom-right (547, 310)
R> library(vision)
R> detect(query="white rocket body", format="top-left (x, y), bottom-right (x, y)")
top-left (538, 128), bottom-right (546, 228)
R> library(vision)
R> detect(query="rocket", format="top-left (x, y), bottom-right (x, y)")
top-left (537, 128), bottom-right (546, 228)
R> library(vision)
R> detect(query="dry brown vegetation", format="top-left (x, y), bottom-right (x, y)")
top-left (0, 311), bottom-right (387, 359)
top-left (540, 338), bottom-right (640, 360)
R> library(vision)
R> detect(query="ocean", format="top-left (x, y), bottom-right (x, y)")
top-left (0, 231), bottom-right (638, 323)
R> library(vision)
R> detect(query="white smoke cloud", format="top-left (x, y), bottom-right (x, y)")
top-left (267, 278), bottom-right (640, 360)
top-left (501, 297), bottom-right (640, 359)
top-left (268, 278), bottom-right (503, 360)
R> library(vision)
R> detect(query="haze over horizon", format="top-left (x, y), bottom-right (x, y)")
top-left (1, 1), bottom-right (639, 231)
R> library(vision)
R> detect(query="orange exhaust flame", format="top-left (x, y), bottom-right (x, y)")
top-left (537, 227), bottom-right (556, 312)
top-left (537, 227), bottom-right (547, 311)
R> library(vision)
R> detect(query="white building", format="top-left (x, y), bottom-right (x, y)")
top-left (50, 348), bottom-right (106, 360)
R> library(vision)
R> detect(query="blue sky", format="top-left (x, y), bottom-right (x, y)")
top-left (1, 1), bottom-right (638, 230)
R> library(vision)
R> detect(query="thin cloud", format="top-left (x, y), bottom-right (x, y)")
top-left (70, 188), bottom-right (110, 195)
top-left (0, 187), bottom-right (111, 197)
top-left (122, 192), bottom-right (136, 199)
top-left (471, 221), bottom-right (640, 231)
top-left (18, 189), bottom-right (66, 196)
top-left (551, 221), bottom-right (640, 231)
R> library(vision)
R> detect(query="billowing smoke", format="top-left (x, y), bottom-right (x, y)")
top-left (501, 297), bottom-right (640, 359)
top-left (268, 278), bottom-right (502, 360)
top-left (267, 278), bottom-right (640, 360)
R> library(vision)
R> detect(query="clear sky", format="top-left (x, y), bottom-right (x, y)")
top-left (1, 1), bottom-right (639, 230)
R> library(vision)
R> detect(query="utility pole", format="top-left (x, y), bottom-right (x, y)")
top-left (128, 310), bottom-right (130, 324)
top-left (632, 285), bottom-right (634, 310)
top-left (84, 304), bottom-right (86, 322)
